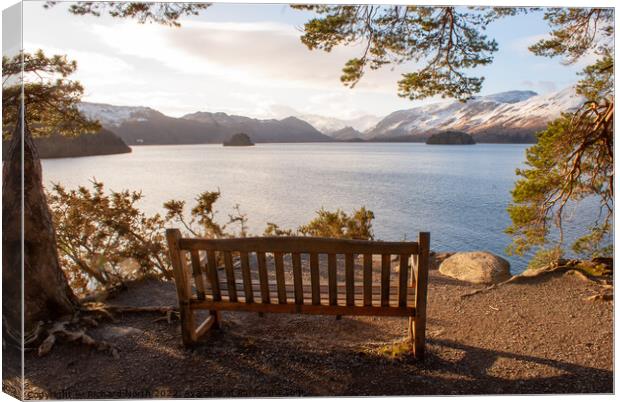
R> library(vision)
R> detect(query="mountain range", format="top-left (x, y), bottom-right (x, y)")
top-left (78, 86), bottom-right (583, 146)
top-left (365, 87), bottom-right (583, 142)
top-left (78, 103), bottom-right (331, 145)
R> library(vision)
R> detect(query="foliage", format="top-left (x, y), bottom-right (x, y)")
top-left (529, 8), bottom-right (614, 64)
top-left (263, 223), bottom-right (295, 237)
top-left (50, 181), bottom-right (376, 294)
top-left (2, 50), bottom-right (100, 139)
top-left (264, 207), bottom-right (375, 240)
top-left (506, 8), bottom-right (613, 260)
top-left (44, 1), bottom-right (210, 27)
top-left (294, 5), bottom-right (527, 101)
top-left (47, 180), bottom-right (171, 295)
top-left (163, 191), bottom-right (249, 238)
top-left (526, 247), bottom-right (564, 271)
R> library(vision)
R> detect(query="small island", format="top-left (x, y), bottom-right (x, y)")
top-left (223, 133), bottom-right (255, 146)
top-left (426, 131), bottom-right (476, 145)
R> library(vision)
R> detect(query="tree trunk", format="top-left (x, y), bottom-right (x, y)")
top-left (2, 113), bottom-right (78, 343)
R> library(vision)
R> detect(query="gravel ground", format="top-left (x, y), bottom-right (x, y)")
top-left (16, 269), bottom-right (613, 398)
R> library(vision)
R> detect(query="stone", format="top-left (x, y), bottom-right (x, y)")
top-left (429, 251), bottom-right (455, 270)
top-left (438, 251), bottom-right (511, 284)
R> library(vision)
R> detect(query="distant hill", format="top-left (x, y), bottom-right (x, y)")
top-left (79, 103), bottom-right (332, 145)
top-left (364, 87), bottom-right (583, 143)
top-left (2, 129), bottom-right (131, 160)
top-left (426, 131), bottom-right (475, 145)
top-left (79, 86), bottom-right (583, 145)
top-left (328, 126), bottom-right (364, 141)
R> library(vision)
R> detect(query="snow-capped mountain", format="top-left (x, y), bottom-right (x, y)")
top-left (365, 87), bottom-right (583, 142)
top-left (297, 113), bottom-right (381, 134)
top-left (78, 102), bottom-right (331, 145)
top-left (78, 102), bottom-right (161, 127)
top-left (78, 86), bottom-right (583, 145)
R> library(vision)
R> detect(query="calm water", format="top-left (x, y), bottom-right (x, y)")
top-left (42, 143), bottom-right (594, 273)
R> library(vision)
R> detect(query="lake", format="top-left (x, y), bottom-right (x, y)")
top-left (42, 143), bottom-right (594, 273)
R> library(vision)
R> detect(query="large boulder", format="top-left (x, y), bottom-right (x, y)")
top-left (430, 251), bottom-right (455, 270)
top-left (439, 251), bottom-right (511, 284)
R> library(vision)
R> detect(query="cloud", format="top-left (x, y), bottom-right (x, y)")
top-left (23, 42), bottom-right (137, 86)
top-left (520, 80), bottom-right (558, 94)
top-left (87, 19), bottom-right (404, 93)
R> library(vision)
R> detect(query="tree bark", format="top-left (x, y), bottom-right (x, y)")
top-left (2, 113), bottom-right (78, 343)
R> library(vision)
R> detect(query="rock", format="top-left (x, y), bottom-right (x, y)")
top-left (429, 251), bottom-right (455, 270)
top-left (438, 251), bottom-right (511, 284)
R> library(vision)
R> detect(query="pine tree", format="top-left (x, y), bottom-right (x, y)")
top-left (295, 6), bottom-right (614, 262)
top-left (3, 2), bottom-right (210, 341)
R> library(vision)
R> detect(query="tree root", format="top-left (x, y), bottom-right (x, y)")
top-left (80, 302), bottom-right (179, 322)
top-left (29, 303), bottom-right (179, 358)
top-left (461, 259), bottom-right (611, 298)
top-left (584, 292), bottom-right (613, 302)
top-left (37, 321), bottom-right (120, 359)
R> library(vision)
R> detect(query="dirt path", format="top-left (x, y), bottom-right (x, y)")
top-left (18, 270), bottom-right (613, 397)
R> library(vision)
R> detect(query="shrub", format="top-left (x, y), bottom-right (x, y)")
top-left (264, 207), bottom-right (375, 240)
top-left (48, 180), bottom-right (171, 295)
top-left (50, 181), bottom-right (374, 294)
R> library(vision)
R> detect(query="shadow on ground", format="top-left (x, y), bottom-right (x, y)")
top-left (20, 272), bottom-right (613, 398)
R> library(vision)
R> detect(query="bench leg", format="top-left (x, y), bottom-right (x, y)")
top-left (180, 305), bottom-right (198, 347)
top-left (210, 310), bottom-right (221, 329)
top-left (409, 316), bottom-right (426, 361)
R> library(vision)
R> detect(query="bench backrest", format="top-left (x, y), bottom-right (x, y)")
top-left (166, 229), bottom-right (430, 312)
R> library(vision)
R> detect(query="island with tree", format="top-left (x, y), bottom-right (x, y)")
top-left (223, 132), bottom-right (255, 146)
top-left (426, 131), bottom-right (476, 145)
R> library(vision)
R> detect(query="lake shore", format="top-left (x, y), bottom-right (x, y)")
top-left (18, 268), bottom-right (612, 397)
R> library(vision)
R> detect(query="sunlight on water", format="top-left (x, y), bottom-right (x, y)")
top-left (42, 143), bottom-right (596, 273)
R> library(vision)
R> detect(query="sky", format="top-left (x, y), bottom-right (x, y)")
top-left (22, 2), bottom-right (593, 120)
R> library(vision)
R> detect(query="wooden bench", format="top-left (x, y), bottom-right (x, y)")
top-left (166, 229), bottom-right (430, 359)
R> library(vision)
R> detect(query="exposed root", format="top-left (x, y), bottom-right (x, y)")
top-left (32, 303), bottom-right (179, 358)
top-left (81, 302), bottom-right (179, 323)
top-left (584, 291), bottom-right (613, 302)
top-left (152, 310), bottom-right (180, 324)
top-left (461, 259), bottom-right (612, 298)
top-left (37, 321), bottom-right (119, 359)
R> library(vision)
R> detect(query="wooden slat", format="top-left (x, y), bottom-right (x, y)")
top-left (189, 250), bottom-right (206, 300)
top-left (410, 254), bottom-right (418, 287)
top-left (345, 253), bottom-right (355, 306)
top-left (398, 253), bottom-right (409, 307)
top-left (195, 315), bottom-right (216, 339)
top-left (381, 254), bottom-right (390, 307)
top-left (274, 252), bottom-right (287, 304)
top-left (327, 253), bottom-right (337, 305)
top-left (190, 299), bottom-right (415, 317)
top-left (180, 236), bottom-right (418, 255)
top-left (257, 252), bottom-right (270, 304)
top-left (223, 251), bottom-right (237, 302)
top-left (215, 282), bottom-right (410, 297)
top-left (292, 252), bottom-right (303, 304)
top-left (309, 253), bottom-right (320, 305)
top-left (363, 253), bottom-right (372, 306)
top-left (210, 292), bottom-right (416, 307)
top-left (240, 252), bottom-right (254, 303)
top-left (206, 250), bottom-right (221, 301)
